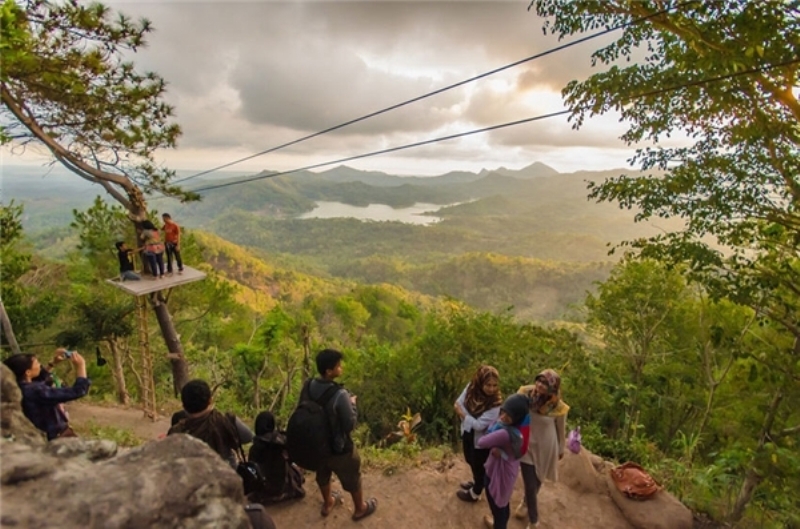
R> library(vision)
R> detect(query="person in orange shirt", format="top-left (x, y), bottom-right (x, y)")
top-left (162, 213), bottom-right (184, 275)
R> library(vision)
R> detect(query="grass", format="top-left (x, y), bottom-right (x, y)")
top-left (72, 420), bottom-right (144, 447)
top-left (359, 440), bottom-right (457, 476)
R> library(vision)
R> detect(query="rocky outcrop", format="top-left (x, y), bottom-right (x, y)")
top-left (605, 472), bottom-right (694, 529)
top-left (559, 446), bottom-right (608, 495)
top-left (1, 433), bottom-right (252, 529)
top-left (0, 363), bottom-right (251, 529)
top-left (1, 363), bottom-right (46, 447)
top-left (558, 447), bottom-right (693, 529)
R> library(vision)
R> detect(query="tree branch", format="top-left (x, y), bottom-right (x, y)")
top-left (1, 82), bottom-right (146, 217)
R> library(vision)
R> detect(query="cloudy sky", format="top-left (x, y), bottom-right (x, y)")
top-left (16, 1), bottom-right (649, 177)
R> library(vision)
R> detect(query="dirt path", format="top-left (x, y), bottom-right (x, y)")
top-left (68, 401), bottom-right (172, 441)
top-left (69, 402), bottom-right (634, 529)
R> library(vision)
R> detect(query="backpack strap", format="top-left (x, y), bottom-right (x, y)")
top-left (301, 378), bottom-right (342, 408)
top-left (315, 383), bottom-right (341, 408)
top-left (226, 412), bottom-right (248, 463)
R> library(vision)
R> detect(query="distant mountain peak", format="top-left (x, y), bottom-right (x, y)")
top-left (479, 162), bottom-right (559, 180)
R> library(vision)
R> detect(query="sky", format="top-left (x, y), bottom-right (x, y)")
top-left (6, 1), bottom-right (656, 178)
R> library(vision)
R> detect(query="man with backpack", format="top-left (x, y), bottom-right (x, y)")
top-left (287, 349), bottom-right (378, 521)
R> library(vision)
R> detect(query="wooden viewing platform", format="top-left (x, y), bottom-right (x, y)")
top-left (105, 265), bottom-right (207, 296)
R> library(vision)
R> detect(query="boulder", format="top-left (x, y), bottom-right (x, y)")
top-left (1, 434), bottom-right (251, 529)
top-left (0, 363), bottom-right (46, 447)
top-left (558, 447), bottom-right (607, 495)
top-left (605, 473), bottom-right (693, 529)
top-left (45, 437), bottom-right (118, 462)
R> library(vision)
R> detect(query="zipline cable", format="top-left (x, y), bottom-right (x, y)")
top-left (189, 57), bottom-right (800, 195)
top-left (191, 111), bottom-right (570, 192)
top-left (174, 1), bottom-right (699, 184)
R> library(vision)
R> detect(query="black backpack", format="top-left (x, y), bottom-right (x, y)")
top-left (228, 415), bottom-right (268, 498)
top-left (286, 379), bottom-right (340, 471)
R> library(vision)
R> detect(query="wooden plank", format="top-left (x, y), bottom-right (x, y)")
top-left (104, 266), bottom-right (207, 296)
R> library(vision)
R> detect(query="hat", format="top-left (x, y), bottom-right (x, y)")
top-left (501, 394), bottom-right (530, 426)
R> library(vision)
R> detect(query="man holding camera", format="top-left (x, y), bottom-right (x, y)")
top-left (4, 348), bottom-right (91, 440)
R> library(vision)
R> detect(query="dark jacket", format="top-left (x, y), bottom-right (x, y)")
top-left (20, 369), bottom-right (90, 440)
top-left (168, 410), bottom-right (254, 468)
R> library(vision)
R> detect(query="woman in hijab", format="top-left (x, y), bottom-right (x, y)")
top-left (515, 369), bottom-right (569, 529)
top-left (476, 393), bottom-right (530, 529)
top-left (454, 365), bottom-right (503, 502)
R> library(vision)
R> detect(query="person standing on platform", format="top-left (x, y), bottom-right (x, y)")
top-left (162, 213), bottom-right (184, 276)
top-left (141, 220), bottom-right (165, 280)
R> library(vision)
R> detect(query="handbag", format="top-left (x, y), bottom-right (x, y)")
top-left (610, 461), bottom-right (661, 500)
top-left (566, 426), bottom-right (582, 454)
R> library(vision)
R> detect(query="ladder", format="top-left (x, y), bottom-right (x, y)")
top-left (137, 296), bottom-right (157, 420)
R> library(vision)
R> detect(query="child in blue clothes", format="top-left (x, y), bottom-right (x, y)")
top-left (476, 393), bottom-right (530, 529)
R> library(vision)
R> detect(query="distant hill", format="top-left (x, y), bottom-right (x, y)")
top-left (8, 161), bottom-right (669, 322)
top-left (480, 161), bottom-right (561, 180)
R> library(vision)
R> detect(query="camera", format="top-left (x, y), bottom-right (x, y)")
top-left (63, 350), bottom-right (74, 359)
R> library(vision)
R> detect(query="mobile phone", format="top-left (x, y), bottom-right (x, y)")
top-left (63, 350), bottom-right (74, 359)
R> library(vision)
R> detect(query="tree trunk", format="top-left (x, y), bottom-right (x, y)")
top-left (149, 293), bottom-right (189, 395)
top-left (0, 297), bottom-right (22, 355)
top-left (729, 387), bottom-right (784, 522)
top-left (107, 339), bottom-right (130, 405)
top-left (302, 325), bottom-right (312, 381)
top-left (122, 341), bottom-right (145, 403)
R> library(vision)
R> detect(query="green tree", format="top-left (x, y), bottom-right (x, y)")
top-left (1, 0), bottom-right (198, 391)
top-left (0, 201), bottom-right (60, 349)
top-left (585, 259), bottom-right (693, 442)
top-left (532, 0), bottom-right (800, 521)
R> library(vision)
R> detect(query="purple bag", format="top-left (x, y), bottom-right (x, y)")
top-left (567, 426), bottom-right (582, 454)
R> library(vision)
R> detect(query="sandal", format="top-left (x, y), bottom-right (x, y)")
top-left (352, 497), bottom-right (378, 521)
top-left (321, 490), bottom-right (343, 517)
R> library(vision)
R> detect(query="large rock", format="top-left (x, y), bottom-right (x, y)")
top-left (0, 363), bottom-right (46, 447)
top-left (0, 434), bottom-right (251, 529)
top-left (45, 437), bottom-right (119, 462)
top-left (605, 472), bottom-right (693, 529)
top-left (558, 447), bottom-right (607, 495)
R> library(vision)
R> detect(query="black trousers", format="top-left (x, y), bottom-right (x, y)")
top-left (520, 462), bottom-right (542, 524)
top-left (486, 476), bottom-right (510, 529)
top-left (462, 430), bottom-right (490, 495)
top-left (165, 242), bottom-right (183, 273)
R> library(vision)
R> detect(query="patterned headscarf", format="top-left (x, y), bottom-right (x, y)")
top-left (464, 365), bottom-right (503, 417)
top-left (528, 369), bottom-right (568, 417)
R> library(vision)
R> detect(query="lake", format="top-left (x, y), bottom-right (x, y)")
top-left (298, 201), bottom-right (445, 225)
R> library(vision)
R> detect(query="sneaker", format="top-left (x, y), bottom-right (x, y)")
top-left (178, 269), bottom-right (184, 275)
top-left (483, 515), bottom-right (494, 529)
top-left (456, 489), bottom-right (479, 503)
top-left (459, 481), bottom-right (474, 491)
top-left (515, 499), bottom-right (527, 520)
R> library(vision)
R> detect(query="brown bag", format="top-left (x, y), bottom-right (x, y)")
top-left (610, 462), bottom-right (661, 500)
